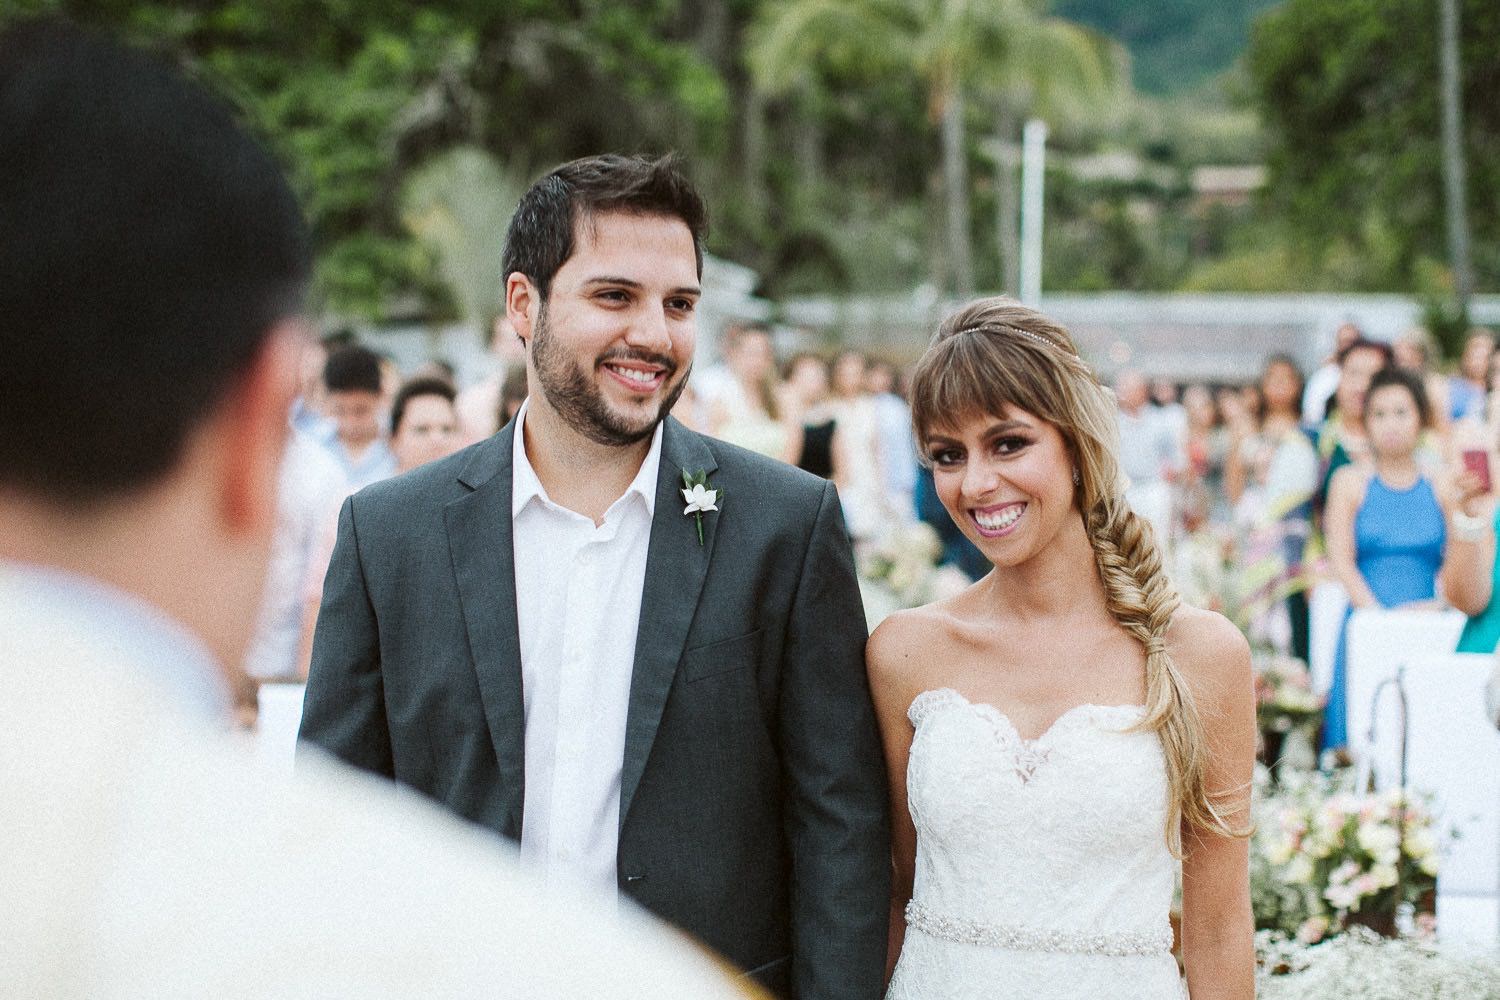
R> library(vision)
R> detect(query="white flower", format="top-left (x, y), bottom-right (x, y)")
top-left (1357, 822), bottom-right (1400, 857)
top-left (1404, 828), bottom-right (1436, 860)
top-left (1267, 836), bottom-right (1297, 867)
top-left (1285, 854), bottom-right (1315, 886)
top-left (1295, 915), bottom-right (1329, 944)
top-left (1369, 863), bottom-right (1399, 890)
top-left (681, 484), bottom-right (719, 515)
top-left (1324, 883), bottom-right (1360, 911)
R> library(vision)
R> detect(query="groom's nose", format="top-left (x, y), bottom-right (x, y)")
top-left (625, 303), bottom-right (675, 355)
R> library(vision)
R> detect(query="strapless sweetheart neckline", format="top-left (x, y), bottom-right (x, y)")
top-left (890, 687), bottom-right (1184, 999)
top-left (909, 687), bottom-right (1147, 747)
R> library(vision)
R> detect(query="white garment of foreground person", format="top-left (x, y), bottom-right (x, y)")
top-left (0, 577), bottom-right (752, 1000)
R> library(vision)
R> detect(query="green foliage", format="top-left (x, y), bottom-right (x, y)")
top-left (1248, 0), bottom-right (1500, 294)
top-left (26, 0), bottom-right (1486, 305)
top-left (402, 147), bottom-right (527, 330)
top-left (1058, 0), bottom-right (1281, 95)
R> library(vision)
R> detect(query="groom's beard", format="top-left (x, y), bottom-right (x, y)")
top-left (530, 301), bottom-right (690, 447)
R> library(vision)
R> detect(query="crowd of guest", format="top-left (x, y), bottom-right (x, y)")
top-left (259, 315), bottom-right (1500, 755)
top-left (1106, 323), bottom-right (1500, 755)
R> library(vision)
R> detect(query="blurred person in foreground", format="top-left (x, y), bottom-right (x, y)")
top-left (0, 21), bottom-right (754, 999)
top-left (298, 153), bottom-right (890, 999)
top-left (1438, 416), bottom-right (1500, 654)
top-left (390, 375), bottom-right (463, 474)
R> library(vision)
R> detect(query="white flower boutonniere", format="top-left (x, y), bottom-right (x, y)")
top-left (681, 469), bottom-right (722, 546)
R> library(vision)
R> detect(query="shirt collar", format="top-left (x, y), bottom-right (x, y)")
top-left (0, 560), bottom-right (230, 724)
top-left (511, 398), bottom-right (663, 521)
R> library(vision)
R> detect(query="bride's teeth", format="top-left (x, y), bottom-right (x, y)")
top-left (976, 506), bottom-right (1023, 530)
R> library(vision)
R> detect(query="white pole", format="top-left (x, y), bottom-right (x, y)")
top-left (1020, 118), bottom-right (1048, 306)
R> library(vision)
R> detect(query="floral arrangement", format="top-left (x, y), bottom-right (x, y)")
top-left (1251, 769), bottom-right (1442, 943)
top-left (857, 521), bottom-right (971, 629)
top-left (1253, 652), bottom-right (1324, 733)
top-left (1253, 652), bottom-right (1323, 775)
top-left (858, 521), bottom-right (947, 607)
top-left (1256, 927), bottom-right (1500, 998)
top-left (1174, 526), bottom-right (1294, 647)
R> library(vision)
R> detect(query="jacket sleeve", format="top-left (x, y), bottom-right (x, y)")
top-left (297, 494), bottom-right (393, 778)
top-left (781, 480), bottom-right (892, 999)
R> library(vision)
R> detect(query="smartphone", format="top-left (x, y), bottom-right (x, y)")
top-left (1462, 448), bottom-right (1492, 493)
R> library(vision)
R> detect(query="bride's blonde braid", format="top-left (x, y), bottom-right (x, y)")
top-left (1084, 498), bottom-right (1242, 854)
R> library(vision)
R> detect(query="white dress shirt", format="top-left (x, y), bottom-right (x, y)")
top-left (512, 401), bottom-right (662, 900)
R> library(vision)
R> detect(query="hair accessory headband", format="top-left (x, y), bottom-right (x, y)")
top-left (955, 324), bottom-right (1076, 356)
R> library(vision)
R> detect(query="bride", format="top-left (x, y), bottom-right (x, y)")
top-left (868, 298), bottom-right (1255, 999)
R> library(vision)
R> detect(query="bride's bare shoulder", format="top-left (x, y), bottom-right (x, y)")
top-left (1166, 604), bottom-right (1252, 700)
top-left (867, 599), bottom-right (967, 685)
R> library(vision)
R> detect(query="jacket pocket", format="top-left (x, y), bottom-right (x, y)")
top-left (681, 627), bottom-right (764, 682)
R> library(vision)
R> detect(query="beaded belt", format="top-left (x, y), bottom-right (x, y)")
top-left (905, 900), bottom-right (1173, 957)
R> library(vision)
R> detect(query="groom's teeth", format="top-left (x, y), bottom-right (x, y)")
top-left (975, 506), bottom-right (1023, 530)
top-left (610, 365), bottom-right (658, 384)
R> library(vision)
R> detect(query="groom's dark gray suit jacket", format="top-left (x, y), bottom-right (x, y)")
top-left (299, 415), bottom-right (891, 999)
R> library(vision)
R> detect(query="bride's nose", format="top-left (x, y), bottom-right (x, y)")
top-left (960, 457), bottom-right (1002, 503)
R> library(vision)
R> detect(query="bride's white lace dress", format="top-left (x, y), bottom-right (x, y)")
top-left (887, 688), bottom-right (1187, 1000)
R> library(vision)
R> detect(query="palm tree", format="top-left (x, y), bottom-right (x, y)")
top-left (977, 14), bottom-right (1126, 295)
top-left (401, 146), bottom-right (528, 334)
top-left (751, 0), bottom-right (1121, 296)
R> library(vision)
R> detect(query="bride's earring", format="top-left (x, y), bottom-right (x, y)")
top-left (1072, 467), bottom-right (1080, 486)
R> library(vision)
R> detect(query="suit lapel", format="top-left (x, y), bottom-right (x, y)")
top-left (619, 418), bottom-right (720, 829)
top-left (444, 423), bottom-right (526, 839)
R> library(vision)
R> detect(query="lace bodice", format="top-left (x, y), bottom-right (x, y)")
top-left (888, 687), bottom-right (1185, 1000)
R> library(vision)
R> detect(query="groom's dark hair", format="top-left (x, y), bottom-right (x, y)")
top-left (0, 18), bottom-right (309, 506)
top-left (502, 154), bottom-right (708, 300)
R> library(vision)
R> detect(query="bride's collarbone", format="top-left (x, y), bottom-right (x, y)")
top-left (916, 633), bottom-right (1150, 727)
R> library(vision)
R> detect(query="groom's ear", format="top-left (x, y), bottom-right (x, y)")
top-left (505, 273), bottom-right (539, 349)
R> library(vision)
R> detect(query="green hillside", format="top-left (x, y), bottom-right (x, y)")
top-left (1057, 0), bottom-right (1281, 94)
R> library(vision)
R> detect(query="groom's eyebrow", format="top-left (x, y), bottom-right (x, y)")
top-left (586, 275), bottom-right (702, 298)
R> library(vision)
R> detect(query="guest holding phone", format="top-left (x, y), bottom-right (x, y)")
top-left (1440, 430), bottom-right (1500, 653)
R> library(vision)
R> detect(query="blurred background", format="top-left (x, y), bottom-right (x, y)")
top-left (7, 0), bottom-right (1500, 975)
top-left (6, 0), bottom-right (1496, 377)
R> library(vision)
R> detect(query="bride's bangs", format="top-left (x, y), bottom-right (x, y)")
top-left (911, 329), bottom-right (1066, 450)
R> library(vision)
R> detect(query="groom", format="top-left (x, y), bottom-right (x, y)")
top-left (300, 154), bottom-right (890, 998)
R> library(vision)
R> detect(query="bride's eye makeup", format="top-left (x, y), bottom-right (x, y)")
top-left (991, 435), bottom-right (1030, 456)
top-left (928, 446), bottom-right (965, 467)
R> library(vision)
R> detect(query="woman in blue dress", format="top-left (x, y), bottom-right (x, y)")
top-left (1322, 367), bottom-right (1448, 751)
